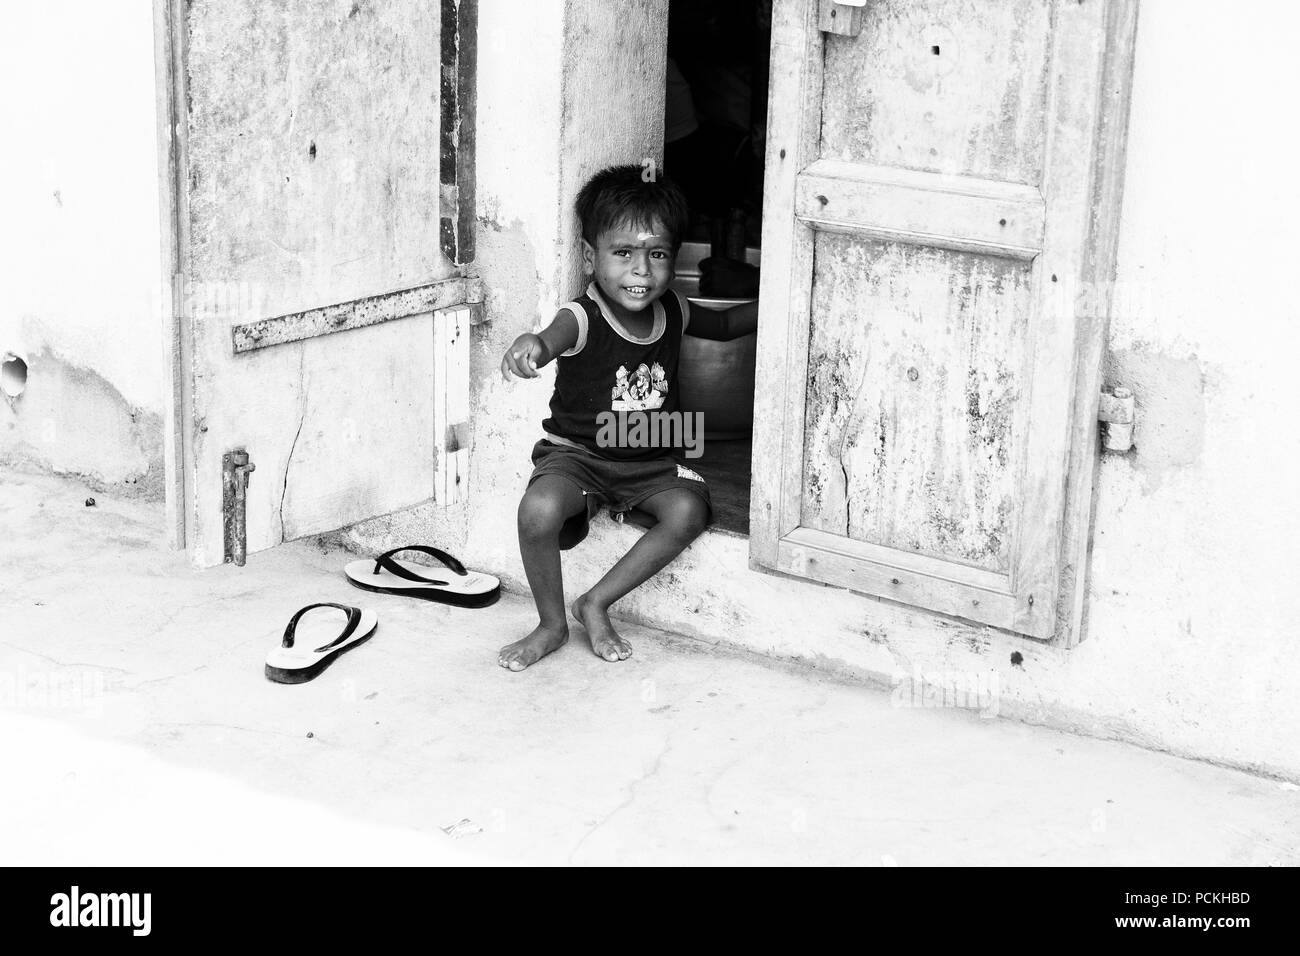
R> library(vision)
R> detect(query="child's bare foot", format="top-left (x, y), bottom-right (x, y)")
top-left (572, 594), bottom-right (632, 662)
top-left (498, 623), bottom-right (568, 672)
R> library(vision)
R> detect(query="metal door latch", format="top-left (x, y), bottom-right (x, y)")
top-left (1098, 387), bottom-right (1135, 453)
top-left (821, 0), bottom-right (866, 37)
top-left (222, 449), bottom-right (256, 566)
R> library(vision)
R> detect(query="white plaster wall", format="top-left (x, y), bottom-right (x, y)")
top-left (0, 0), bottom-right (165, 486)
top-left (1084, 0), bottom-right (1300, 772)
top-left (0, 0), bottom-right (163, 410)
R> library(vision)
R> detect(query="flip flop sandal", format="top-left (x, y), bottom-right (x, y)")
top-left (264, 602), bottom-right (378, 684)
top-left (343, 545), bottom-right (501, 608)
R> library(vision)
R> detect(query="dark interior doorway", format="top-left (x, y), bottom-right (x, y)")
top-left (665, 0), bottom-right (772, 536)
top-left (665, 0), bottom-right (770, 247)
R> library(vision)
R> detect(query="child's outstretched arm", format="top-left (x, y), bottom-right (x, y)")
top-left (500, 310), bottom-right (580, 380)
top-left (683, 299), bottom-right (759, 342)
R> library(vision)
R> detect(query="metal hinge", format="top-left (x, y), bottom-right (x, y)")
top-left (1098, 387), bottom-right (1135, 453)
top-left (222, 449), bottom-right (255, 565)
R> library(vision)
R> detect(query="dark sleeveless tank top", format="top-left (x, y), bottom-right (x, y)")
top-left (541, 282), bottom-right (692, 461)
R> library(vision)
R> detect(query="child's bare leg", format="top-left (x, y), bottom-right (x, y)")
top-left (573, 488), bottom-right (708, 662)
top-left (499, 476), bottom-right (586, 672)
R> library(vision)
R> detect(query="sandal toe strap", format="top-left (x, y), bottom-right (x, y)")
top-left (371, 545), bottom-right (467, 585)
top-left (283, 602), bottom-right (361, 650)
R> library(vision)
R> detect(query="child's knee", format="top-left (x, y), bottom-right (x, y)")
top-left (518, 487), bottom-right (573, 540)
top-left (660, 494), bottom-right (708, 541)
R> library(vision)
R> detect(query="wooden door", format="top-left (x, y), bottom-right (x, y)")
top-left (156, 0), bottom-right (475, 567)
top-left (751, 0), bottom-right (1138, 641)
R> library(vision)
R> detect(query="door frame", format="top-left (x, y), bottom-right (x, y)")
top-left (153, 0), bottom-right (191, 551)
top-left (748, 0), bottom-right (1141, 646)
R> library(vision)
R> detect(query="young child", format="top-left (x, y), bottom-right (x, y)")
top-left (498, 164), bottom-right (758, 671)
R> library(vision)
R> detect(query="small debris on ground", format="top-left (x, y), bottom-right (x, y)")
top-left (440, 818), bottom-right (483, 839)
top-left (84, 497), bottom-right (96, 507)
top-left (306, 731), bottom-right (314, 738)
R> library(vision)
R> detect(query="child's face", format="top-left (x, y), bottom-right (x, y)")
top-left (583, 218), bottom-right (676, 316)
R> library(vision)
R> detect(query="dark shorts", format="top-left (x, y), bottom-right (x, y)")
top-left (527, 439), bottom-right (712, 550)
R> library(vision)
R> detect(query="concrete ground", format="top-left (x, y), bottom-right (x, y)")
top-left (2, 468), bottom-right (1297, 866)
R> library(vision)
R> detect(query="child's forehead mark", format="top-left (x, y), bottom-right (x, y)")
top-left (603, 217), bottom-right (670, 246)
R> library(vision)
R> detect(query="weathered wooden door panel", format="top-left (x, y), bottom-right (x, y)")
top-left (752, 0), bottom-right (1138, 641)
top-left (802, 235), bottom-right (1031, 575)
top-left (163, 0), bottom-right (459, 566)
top-left (189, 317), bottom-right (438, 550)
top-left (820, 0), bottom-right (1053, 185)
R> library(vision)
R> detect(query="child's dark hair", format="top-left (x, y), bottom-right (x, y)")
top-left (575, 164), bottom-right (690, 251)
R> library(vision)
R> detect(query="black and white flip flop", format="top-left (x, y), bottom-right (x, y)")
top-left (264, 603), bottom-right (379, 684)
top-left (343, 545), bottom-right (501, 608)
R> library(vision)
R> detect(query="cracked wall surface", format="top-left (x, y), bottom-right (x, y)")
top-left (1, 349), bottom-right (163, 497)
top-left (0, 1), bottom-right (164, 496)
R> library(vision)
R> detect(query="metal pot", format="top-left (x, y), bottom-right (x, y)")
top-left (673, 243), bottom-right (759, 440)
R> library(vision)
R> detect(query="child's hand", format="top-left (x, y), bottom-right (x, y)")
top-left (501, 333), bottom-right (546, 380)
